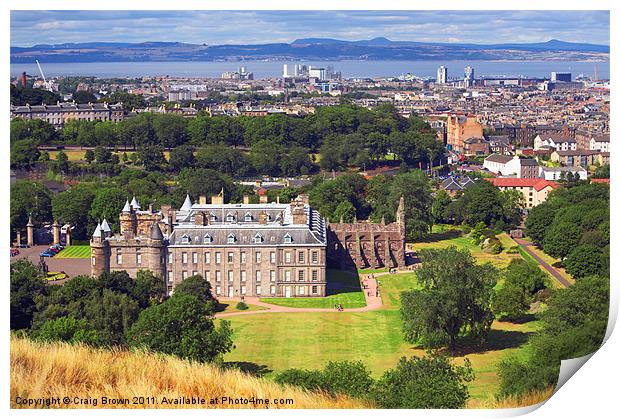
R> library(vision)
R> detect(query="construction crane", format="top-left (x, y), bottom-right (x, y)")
top-left (35, 60), bottom-right (53, 91)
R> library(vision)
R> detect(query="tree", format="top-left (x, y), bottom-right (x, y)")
top-left (497, 275), bottom-right (609, 399)
top-left (138, 145), bottom-right (166, 171)
top-left (500, 189), bottom-right (524, 228)
top-left (168, 144), bottom-right (196, 172)
top-left (84, 149), bottom-right (95, 163)
top-left (88, 187), bottom-right (127, 233)
top-left (542, 222), bottom-right (582, 259)
top-left (387, 171), bottom-right (433, 239)
top-left (10, 259), bottom-right (47, 330)
top-left (525, 203), bottom-right (559, 245)
top-left (52, 186), bottom-right (96, 239)
top-left (196, 144), bottom-right (251, 177)
top-left (492, 284), bottom-right (530, 321)
top-left (332, 200), bottom-right (356, 223)
top-left (452, 180), bottom-right (505, 226)
top-left (10, 181), bottom-right (52, 232)
top-left (400, 247), bottom-right (497, 351)
top-left (373, 353), bottom-right (474, 408)
top-left (72, 90), bottom-right (97, 104)
top-left (11, 139), bottom-right (40, 169)
top-left (94, 145), bottom-right (112, 163)
top-left (564, 244), bottom-right (603, 279)
top-left (35, 316), bottom-right (99, 344)
top-left (127, 293), bottom-right (233, 363)
top-left (131, 270), bottom-right (165, 309)
top-left (172, 274), bottom-right (215, 306)
top-left (83, 289), bottom-right (140, 346)
top-left (431, 190), bottom-right (452, 224)
top-left (250, 139), bottom-right (283, 176)
top-left (152, 113), bottom-right (189, 148)
top-left (11, 118), bottom-right (57, 144)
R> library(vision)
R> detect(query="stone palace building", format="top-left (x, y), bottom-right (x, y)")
top-left (91, 193), bottom-right (407, 298)
top-left (91, 194), bottom-right (328, 298)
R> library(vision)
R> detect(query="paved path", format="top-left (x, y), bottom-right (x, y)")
top-left (214, 268), bottom-right (419, 318)
top-left (513, 238), bottom-right (572, 288)
top-left (215, 271), bottom-right (392, 318)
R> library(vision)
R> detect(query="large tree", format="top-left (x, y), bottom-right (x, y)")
top-left (10, 259), bottom-right (48, 330)
top-left (127, 293), bottom-right (233, 363)
top-left (401, 247), bottom-right (497, 351)
top-left (10, 181), bottom-right (53, 231)
top-left (51, 185), bottom-right (96, 239)
top-left (88, 187), bottom-right (127, 232)
top-left (492, 259), bottom-right (548, 320)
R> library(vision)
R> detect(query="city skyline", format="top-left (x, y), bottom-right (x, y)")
top-left (11, 10), bottom-right (610, 47)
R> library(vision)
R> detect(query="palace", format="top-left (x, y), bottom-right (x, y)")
top-left (91, 194), bottom-right (328, 298)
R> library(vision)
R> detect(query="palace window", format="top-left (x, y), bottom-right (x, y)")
top-left (241, 251), bottom-right (247, 263)
top-left (228, 271), bottom-right (234, 282)
top-left (299, 286), bottom-right (306, 295)
top-left (192, 252), bottom-right (198, 264)
top-left (285, 271), bottom-right (291, 282)
top-left (283, 233), bottom-right (292, 244)
top-left (255, 251), bottom-right (262, 263)
top-left (204, 252), bottom-right (211, 263)
top-left (244, 212), bottom-right (253, 222)
top-left (182, 271), bottom-right (188, 280)
top-left (216, 286), bottom-right (221, 295)
top-left (116, 249), bottom-right (122, 265)
top-left (298, 251), bottom-right (305, 263)
top-left (215, 271), bottom-right (221, 282)
top-left (270, 251), bottom-right (276, 264)
top-left (252, 233), bottom-right (263, 244)
top-left (210, 213), bottom-right (217, 222)
top-left (312, 285), bottom-right (318, 295)
top-left (256, 285), bottom-right (261, 295)
top-left (298, 270), bottom-right (305, 281)
top-left (285, 252), bottom-right (291, 263)
top-left (270, 270), bottom-right (276, 282)
top-left (215, 252), bottom-right (221, 264)
top-left (168, 253), bottom-right (173, 263)
top-left (270, 285), bottom-right (276, 295)
top-left (203, 233), bottom-right (212, 244)
top-left (204, 271), bottom-right (211, 282)
top-left (227, 252), bottom-right (234, 263)
top-left (241, 285), bottom-right (246, 295)
top-left (225, 213), bottom-right (235, 223)
top-left (241, 271), bottom-right (247, 282)
top-left (182, 252), bottom-right (188, 264)
top-left (227, 234), bottom-right (236, 244)
top-left (256, 271), bottom-right (262, 282)
top-left (312, 270), bottom-right (318, 282)
top-left (311, 251), bottom-right (318, 264)
top-left (181, 234), bottom-right (190, 244)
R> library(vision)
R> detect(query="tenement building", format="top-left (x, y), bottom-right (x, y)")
top-left (10, 102), bottom-right (124, 129)
top-left (91, 194), bottom-right (328, 298)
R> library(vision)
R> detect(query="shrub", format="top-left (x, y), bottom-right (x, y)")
top-left (235, 301), bottom-right (248, 310)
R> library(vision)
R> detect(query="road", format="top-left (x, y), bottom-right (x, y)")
top-left (513, 237), bottom-right (572, 288)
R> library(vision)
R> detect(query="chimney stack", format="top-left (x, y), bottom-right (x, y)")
top-left (259, 195), bottom-right (268, 204)
top-left (258, 211), bottom-right (268, 225)
top-left (199, 195), bottom-right (207, 205)
top-left (243, 195), bottom-right (250, 204)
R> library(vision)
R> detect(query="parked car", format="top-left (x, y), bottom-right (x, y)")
top-left (10, 248), bottom-right (19, 257)
top-left (40, 250), bottom-right (55, 257)
top-left (50, 244), bottom-right (64, 251)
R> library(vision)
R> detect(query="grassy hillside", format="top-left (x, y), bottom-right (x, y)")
top-left (10, 336), bottom-right (368, 409)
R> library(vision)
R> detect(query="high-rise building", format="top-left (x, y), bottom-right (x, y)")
top-left (437, 66), bottom-right (448, 84)
top-left (283, 64), bottom-right (291, 78)
top-left (309, 66), bottom-right (326, 80)
top-left (464, 66), bottom-right (475, 87)
top-left (551, 72), bottom-right (572, 83)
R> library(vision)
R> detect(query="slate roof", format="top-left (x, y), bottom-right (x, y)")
top-left (485, 154), bottom-right (513, 164)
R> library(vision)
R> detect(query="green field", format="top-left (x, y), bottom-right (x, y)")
top-left (223, 267), bottom-right (539, 403)
top-left (216, 300), bottom-right (268, 314)
top-left (54, 245), bottom-right (91, 259)
top-left (413, 225), bottom-right (522, 269)
top-left (259, 269), bottom-right (366, 308)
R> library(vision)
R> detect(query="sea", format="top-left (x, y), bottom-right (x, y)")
top-left (9, 60), bottom-right (610, 80)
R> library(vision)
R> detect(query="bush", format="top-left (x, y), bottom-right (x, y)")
top-left (481, 235), bottom-right (503, 254)
top-left (236, 301), bottom-right (248, 310)
top-left (462, 224), bottom-right (472, 234)
top-left (506, 246), bottom-right (520, 254)
top-left (373, 353), bottom-right (474, 408)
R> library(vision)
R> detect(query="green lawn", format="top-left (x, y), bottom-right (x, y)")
top-left (223, 263), bottom-right (540, 404)
top-left (54, 245), bottom-right (91, 259)
top-left (413, 225), bottom-right (522, 269)
top-left (259, 269), bottom-right (366, 309)
top-left (216, 300), bottom-right (268, 314)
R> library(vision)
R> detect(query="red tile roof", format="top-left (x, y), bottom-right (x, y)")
top-left (591, 178), bottom-right (610, 184)
top-left (487, 178), bottom-right (559, 191)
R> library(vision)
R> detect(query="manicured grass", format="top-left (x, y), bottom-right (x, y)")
top-left (223, 263), bottom-right (540, 403)
top-left (49, 150), bottom-right (86, 161)
top-left (376, 271), bottom-right (420, 310)
top-left (54, 245), bottom-right (91, 259)
top-left (413, 226), bottom-right (522, 269)
top-left (216, 300), bottom-right (268, 314)
top-left (259, 269), bottom-right (366, 309)
top-left (358, 267), bottom-right (389, 274)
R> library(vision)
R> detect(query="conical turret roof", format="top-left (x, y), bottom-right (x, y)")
top-left (92, 223), bottom-right (103, 238)
top-left (130, 196), bottom-right (141, 210)
top-left (122, 200), bottom-right (131, 212)
top-left (180, 194), bottom-right (193, 212)
top-left (150, 223), bottom-right (164, 240)
top-left (101, 219), bottom-right (111, 232)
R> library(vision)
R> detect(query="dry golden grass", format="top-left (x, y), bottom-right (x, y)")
top-left (467, 388), bottom-right (554, 409)
top-left (10, 336), bottom-right (369, 409)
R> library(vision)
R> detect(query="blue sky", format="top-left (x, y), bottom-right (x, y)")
top-left (11, 10), bottom-right (610, 47)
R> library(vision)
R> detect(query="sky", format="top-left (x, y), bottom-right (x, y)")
top-left (10, 10), bottom-right (610, 47)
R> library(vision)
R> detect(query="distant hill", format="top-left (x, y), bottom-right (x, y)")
top-left (10, 336), bottom-right (368, 409)
top-left (10, 37), bottom-right (609, 63)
